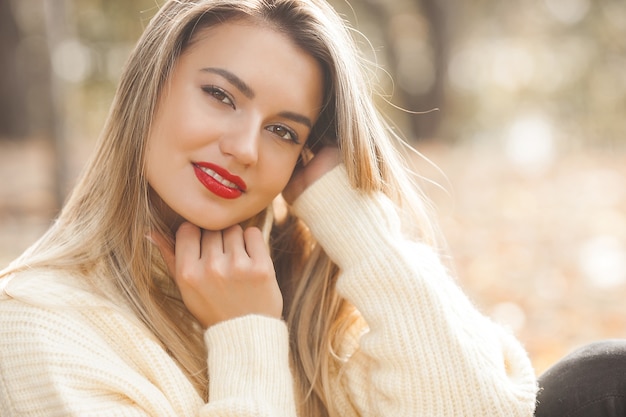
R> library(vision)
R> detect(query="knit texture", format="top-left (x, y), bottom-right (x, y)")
top-left (292, 165), bottom-right (537, 416)
top-left (0, 164), bottom-right (537, 416)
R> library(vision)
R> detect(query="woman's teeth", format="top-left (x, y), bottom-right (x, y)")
top-left (200, 167), bottom-right (239, 189)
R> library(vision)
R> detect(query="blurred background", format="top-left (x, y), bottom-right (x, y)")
top-left (1, 0), bottom-right (625, 374)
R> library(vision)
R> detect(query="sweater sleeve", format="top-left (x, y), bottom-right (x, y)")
top-left (291, 164), bottom-right (538, 417)
top-left (202, 315), bottom-right (298, 416)
top-left (0, 274), bottom-right (297, 417)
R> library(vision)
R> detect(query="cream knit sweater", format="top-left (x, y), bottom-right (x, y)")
top-left (0, 165), bottom-right (537, 416)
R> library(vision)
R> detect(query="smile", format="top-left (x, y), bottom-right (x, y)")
top-left (192, 162), bottom-right (247, 199)
top-left (199, 166), bottom-right (239, 189)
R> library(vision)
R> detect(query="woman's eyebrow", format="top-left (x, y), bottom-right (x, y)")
top-left (278, 111), bottom-right (312, 128)
top-left (200, 67), bottom-right (255, 99)
top-left (201, 67), bottom-right (313, 129)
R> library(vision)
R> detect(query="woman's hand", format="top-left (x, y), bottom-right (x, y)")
top-left (282, 146), bottom-right (341, 204)
top-left (151, 223), bottom-right (283, 329)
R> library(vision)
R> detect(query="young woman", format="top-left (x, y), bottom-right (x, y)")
top-left (0, 0), bottom-right (537, 415)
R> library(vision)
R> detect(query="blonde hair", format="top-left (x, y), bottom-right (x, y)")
top-left (1, 1), bottom-right (438, 416)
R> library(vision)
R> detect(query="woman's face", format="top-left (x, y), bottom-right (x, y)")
top-left (146, 20), bottom-right (324, 231)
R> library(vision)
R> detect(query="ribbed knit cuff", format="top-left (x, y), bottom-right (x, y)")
top-left (204, 315), bottom-right (294, 406)
top-left (291, 164), bottom-right (402, 269)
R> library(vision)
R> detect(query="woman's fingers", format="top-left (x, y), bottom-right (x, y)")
top-left (167, 222), bottom-right (282, 328)
top-left (147, 230), bottom-right (176, 277)
top-left (173, 222), bottom-right (203, 287)
top-left (201, 226), bottom-right (225, 259)
top-left (221, 225), bottom-right (247, 258)
top-left (283, 146), bottom-right (340, 204)
top-left (242, 227), bottom-right (270, 261)
top-left (175, 222), bottom-right (202, 259)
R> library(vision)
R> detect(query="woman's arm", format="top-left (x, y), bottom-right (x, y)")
top-left (290, 163), bottom-right (538, 417)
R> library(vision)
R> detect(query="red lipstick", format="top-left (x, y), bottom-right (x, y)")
top-left (193, 162), bottom-right (247, 199)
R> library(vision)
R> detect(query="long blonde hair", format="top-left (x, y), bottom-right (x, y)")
top-left (1, 1), bottom-right (438, 416)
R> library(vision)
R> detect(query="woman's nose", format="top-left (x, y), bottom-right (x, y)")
top-left (219, 119), bottom-right (260, 166)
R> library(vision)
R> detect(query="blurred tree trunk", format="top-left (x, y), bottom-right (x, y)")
top-left (0, 0), bottom-right (65, 209)
top-left (409, 0), bottom-right (448, 141)
top-left (44, 0), bottom-right (70, 208)
top-left (0, 0), bottom-right (28, 139)
top-left (361, 0), bottom-right (449, 141)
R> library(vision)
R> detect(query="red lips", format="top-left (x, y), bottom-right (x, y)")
top-left (193, 162), bottom-right (247, 199)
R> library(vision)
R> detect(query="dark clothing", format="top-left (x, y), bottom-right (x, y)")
top-left (536, 340), bottom-right (626, 417)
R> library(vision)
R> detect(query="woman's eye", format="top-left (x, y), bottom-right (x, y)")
top-left (202, 86), bottom-right (234, 108)
top-left (267, 125), bottom-right (299, 144)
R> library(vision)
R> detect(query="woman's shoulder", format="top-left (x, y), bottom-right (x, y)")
top-left (0, 267), bottom-right (157, 355)
top-left (1, 267), bottom-right (118, 309)
top-left (0, 269), bottom-right (103, 338)
top-left (0, 270), bottom-right (191, 416)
